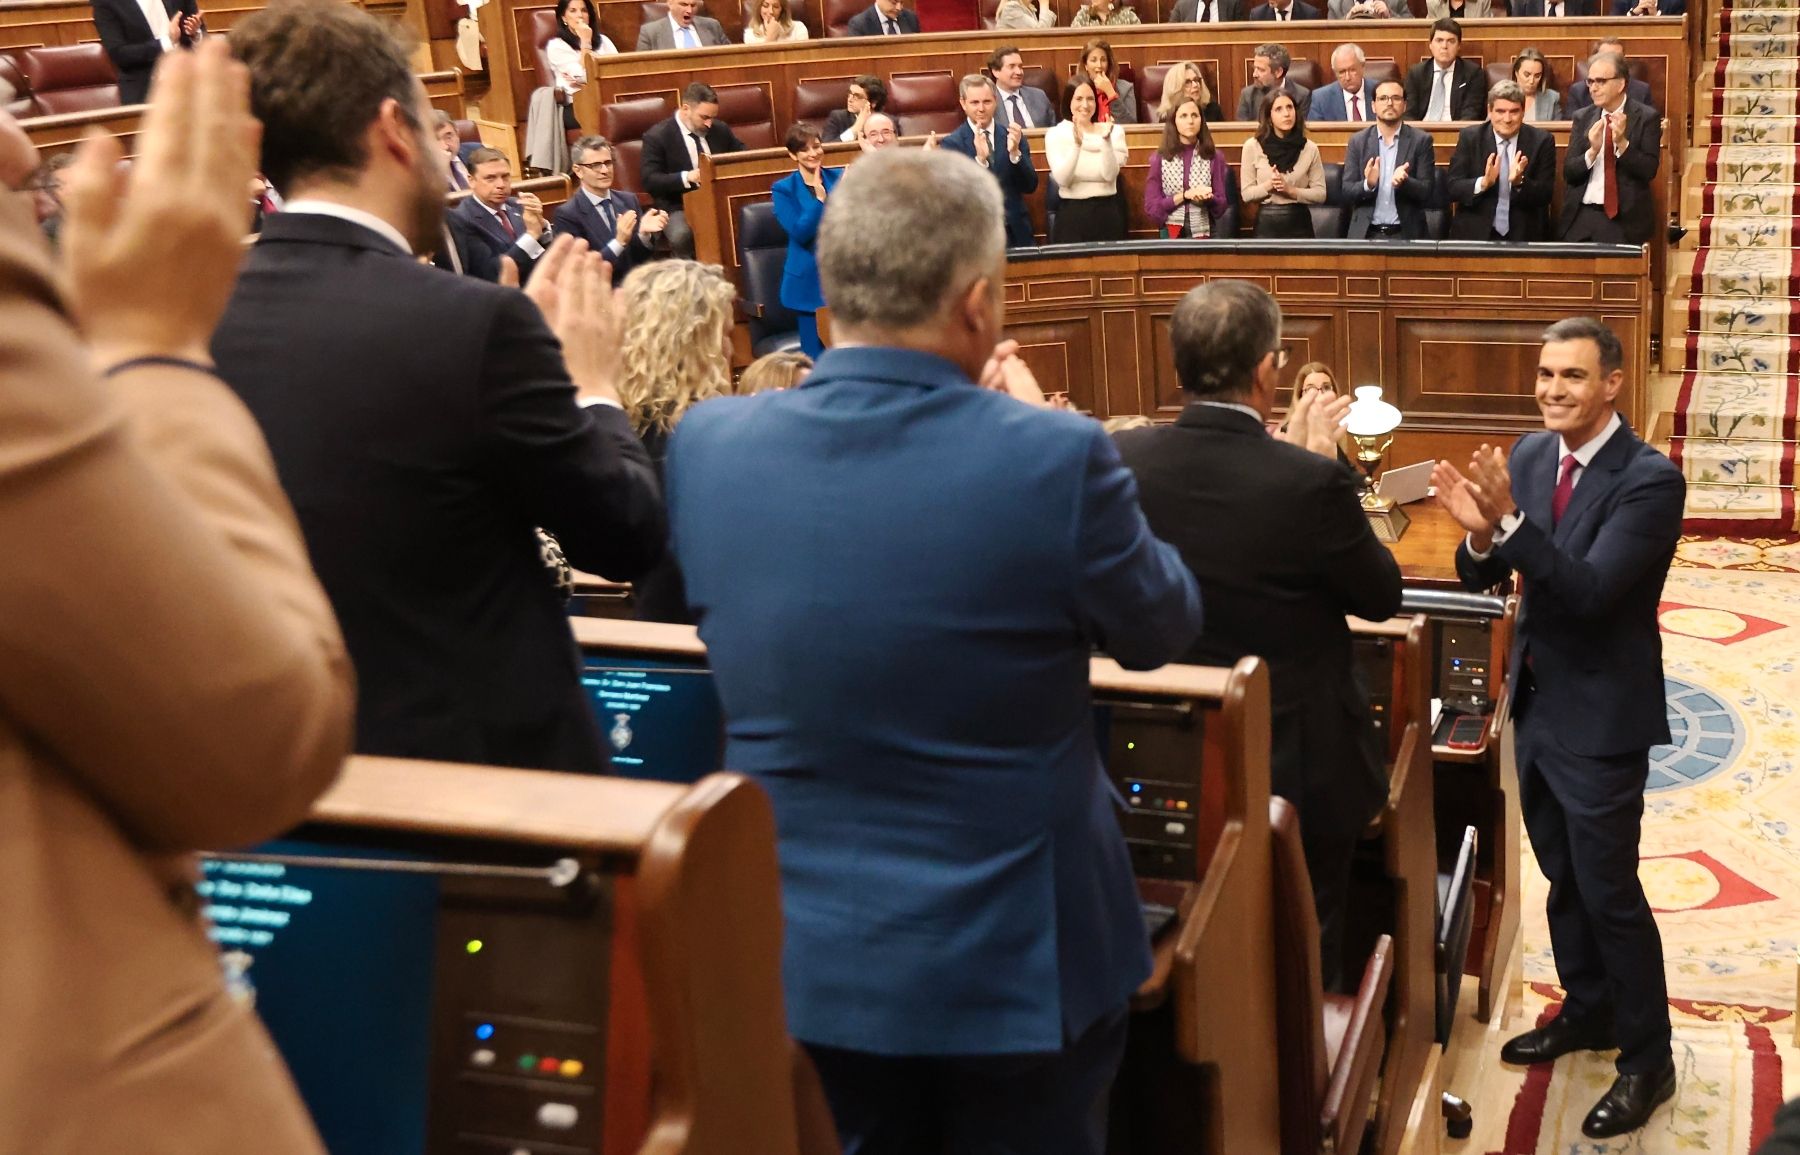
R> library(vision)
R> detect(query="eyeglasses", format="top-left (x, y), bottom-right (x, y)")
top-left (574, 159), bottom-right (615, 168)
top-left (1373, 93), bottom-right (1405, 102)
top-left (1586, 74), bottom-right (1620, 86)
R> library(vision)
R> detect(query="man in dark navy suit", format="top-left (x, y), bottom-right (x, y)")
top-left (1434, 317), bottom-right (1683, 1140)
top-left (846, 0), bottom-right (920, 35)
top-left (553, 135), bottom-right (665, 282)
top-left (666, 147), bottom-right (1201, 1155)
top-left (91, 0), bottom-right (202, 105)
top-left (1246, 0), bottom-right (1321, 19)
top-left (1564, 37), bottom-right (1659, 114)
top-left (449, 147), bottom-right (550, 282)
top-left (941, 74), bottom-right (1038, 248)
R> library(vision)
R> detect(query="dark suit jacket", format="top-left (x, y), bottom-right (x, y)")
top-left (449, 195), bottom-right (544, 283)
top-left (639, 114), bottom-right (748, 208)
top-left (823, 107), bottom-right (909, 141)
top-left (1565, 74), bottom-right (1656, 114)
top-left (1405, 58), bottom-right (1488, 121)
top-left (1308, 77), bottom-right (1379, 122)
top-left (941, 120), bottom-right (1039, 247)
top-left (1447, 121), bottom-right (1557, 241)
top-left (552, 187), bottom-right (655, 280)
top-left (1341, 122), bottom-right (1436, 239)
top-left (1236, 76), bottom-right (1313, 121)
top-left (1113, 404), bottom-right (1402, 832)
top-left (1560, 97), bottom-right (1661, 243)
top-left (1169, 0), bottom-right (1244, 19)
top-left (211, 212), bottom-right (667, 774)
top-left (1455, 421), bottom-right (1684, 756)
top-left (846, 4), bottom-right (921, 33)
top-left (665, 345), bottom-right (1201, 1055)
top-left (1246, 0), bottom-right (1321, 16)
top-left (91, 0), bottom-right (199, 105)
top-left (1509, 0), bottom-right (1599, 13)
top-left (1612, 0), bottom-right (1682, 11)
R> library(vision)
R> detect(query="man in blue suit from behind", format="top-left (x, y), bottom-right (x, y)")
top-left (1433, 317), bottom-right (1683, 1141)
top-left (665, 147), bottom-right (1203, 1155)
top-left (942, 73), bottom-right (1039, 248)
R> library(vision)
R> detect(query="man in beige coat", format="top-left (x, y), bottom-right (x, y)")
top-left (0, 43), bottom-right (354, 1154)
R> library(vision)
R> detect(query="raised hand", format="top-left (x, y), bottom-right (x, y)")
top-left (640, 207), bottom-right (668, 235)
top-left (614, 208), bottom-right (638, 245)
top-left (1006, 121), bottom-right (1024, 157)
top-left (519, 190), bottom-right (545, 235)
top-left (1511, 151), bottom-right (1528, 187)
top-left (1585, 113), bottom-right (1605, 155)
top-left (523, 238), bottom-right (621, 403)
top-left (1430, 460), bottom-right (1491, 539)
top-left (973, 127), bottom-right (991, 164)
top-left (1482, 150), bottom-right (1498, 189)
top-left (60, 38), bottom-right (260, 367)
top-left (1363, 154), bottom-right (1380, 188)
top-left (1390, 161), bottom-right (1410, 189)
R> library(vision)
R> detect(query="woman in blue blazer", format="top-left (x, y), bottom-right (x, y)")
top-left (769, 124), bottom-right (841, 358)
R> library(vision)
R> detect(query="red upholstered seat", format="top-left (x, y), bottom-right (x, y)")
top-left (21, 44), bottom-right (119, 116)
top-left (454, 118), bottom-right (482, 146)
top-left (885, 70), bottom-right (961, 135)
top-left (714, 81), bottom-right (778, 148)
top-left (1021, 63), bottom-right (1060, 115)
top-left (602, 93), bottom-right (677, 197)
top-left (1284, 57), bottom-right (1322, 93)
top-left (793, 76), bottom-right (854, 135)
top-left (1363, 57), bottom-right (1399, 90)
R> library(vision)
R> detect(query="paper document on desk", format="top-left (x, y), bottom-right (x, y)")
top-left (1430, 698), bottom-right (1443, 731)
top-left (1376, 460), bottom-right (1434, 506)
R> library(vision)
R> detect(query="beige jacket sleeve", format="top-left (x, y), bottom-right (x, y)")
top-left (0, 193), bottom-right (353, 853)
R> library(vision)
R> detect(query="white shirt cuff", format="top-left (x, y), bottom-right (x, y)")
top-left (606, 238), bottom-right (625, 256)
top-left (1465, 510), bottom-right (1523, 561)
top-left (514, 233), bottom-right (545, 259)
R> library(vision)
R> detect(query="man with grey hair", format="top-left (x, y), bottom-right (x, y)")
top-left (663, 147), bottom-right (1201, 1154)
top-left (942, 73), bottom-right (1038, 246)
top-left (1310, 42), bottom-right (1378, 121)
top-left (1113, 280), bottom-right (1402, 990)
top-left (1448, 79), bottom-right (1557, 242)
top-left (1236, 43), bottom-right (1314, 121)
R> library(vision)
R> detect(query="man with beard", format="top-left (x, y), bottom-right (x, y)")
top-left (214, 0), bottom-right (666, 775)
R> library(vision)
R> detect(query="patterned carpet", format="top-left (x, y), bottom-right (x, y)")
top-left (1674, 0), bottom-right (1800, 533)
top-left (1488, 539), bottom-right (1800, 1153)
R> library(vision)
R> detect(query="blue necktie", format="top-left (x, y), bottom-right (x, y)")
top-left (1494, 138), bottom-right (1512, 236)
top-left (678, 23), bottom-right (698, 48)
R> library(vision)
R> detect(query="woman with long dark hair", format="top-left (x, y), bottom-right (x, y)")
top-left (1144, 98), bottom-right (1227, 239)
top-left (1241, 89), bottom-right (1323, 238)
top-left (546, 0), bottom-right (616, 130)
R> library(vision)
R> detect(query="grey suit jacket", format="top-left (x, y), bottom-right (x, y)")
top-left (1527, 89), bottom-right (1563, 121)
top-left (996, 83), bottom-right (1056, 129)
top-left (1169, 0), bottom-right (1243, 19)
top-left (635, 14), bottom-right (729, 49)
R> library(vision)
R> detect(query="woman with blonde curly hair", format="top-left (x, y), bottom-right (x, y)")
top-left (616, 259), bottom-right (736, 622)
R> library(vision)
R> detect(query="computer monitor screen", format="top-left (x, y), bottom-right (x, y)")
top-left (582, 655), bottom-right (723, 783)
top-left (200, 841), bottom-right (439, 1155)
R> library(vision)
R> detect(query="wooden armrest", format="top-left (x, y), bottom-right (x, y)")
top-left (1320, 933), bottom-right (1393, 1155)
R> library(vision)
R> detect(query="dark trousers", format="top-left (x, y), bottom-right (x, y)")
top-left (1515, 684), bottom-right (1672, 1074)
top-left (1559, 203), bottom-right (1627, 244)
top-left (804, 1007), bottom-right (1129, 1155)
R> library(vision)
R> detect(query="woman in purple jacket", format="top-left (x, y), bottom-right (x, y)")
top-left (1143, 98), bottom-right (1228, 238)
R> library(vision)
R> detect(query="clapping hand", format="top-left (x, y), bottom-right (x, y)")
top-left (1585, 113), bottom-right (1606, 156)
top-left (640, 207), bottom-right (668, 235)
top-left (61, 38), bottom-right (259, 368)
top-left (1006, 121), bottom-right (1024, 157)
top-left (1431, 444), bottom-right (1514, 551)
top-left (1482, 150), bottom-right (1499, 189)
top-left (1363, 155), bottom-right (1380, 188)
top-left (973, 127), bottom-right (991, 164)
top-left (519, 190), bottom-right (545, 235)
top-left (614, 208), bottom-right (638, 245)
top-left (1276, 388), bottom-right (1350, 460)
top-left (1390, 161), bottom-right (1410, 189)
top-left (978, 338), bottom-right (1049, 406)
top-left (1270, 169), bottom-right (1288, 195)
top-left (1510, 151), bottom-right (1528, 187)
top-left (515, 237), bottom-right (623, 404)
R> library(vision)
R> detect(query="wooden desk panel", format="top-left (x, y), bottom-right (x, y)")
top-left (1001, 243), bottom-right (1647, 438)
top-left (0, 0), bottom-right (410, 51)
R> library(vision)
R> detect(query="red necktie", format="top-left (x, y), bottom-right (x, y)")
top-left (1349, 93), bottom-right (1360, 120)
top-left (1601, 114), bottom-right (1619, 219)
top-left (495, 207), bottom-right (516, 239)
top-left (1552, 454), bottom-right (1579, 525)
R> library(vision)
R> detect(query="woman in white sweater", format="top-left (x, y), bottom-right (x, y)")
top-left (546, 0), bottom-right (617, 109)
top-left (1045, 80), bottom-right (1129, 243)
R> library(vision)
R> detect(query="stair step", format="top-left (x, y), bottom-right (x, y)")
top-left (1695, 184), bottom-right (1795, 217)
top-left (1681, 294), bottom-right (1800, 331)
top-left (1671, 373), bottom-right (1800, 440)
top-left (1673, 248), bottom-right (1800, 298)
top-left (1715, 8), bottom-right (1800, 34)
top-left (1696, 215), bottom-right (1797, 246)
top-left (1707, 89), bottom-right (1800, 117)
top-left (1668, 439), bottom-right (1796, 490)
top-left (1692, 143), bottom-right (1800, 183)
top-left (1680, 483), bottom-right (1796, 533)
top-left (1711, 57), bottom-right (1800, 90)
top-left (1682, 332), bottom-right (1800, 374)
top-left (1699, 117), bottom-right (1800, 146)
top-left (1720, 30), bottom-right (1800, 58)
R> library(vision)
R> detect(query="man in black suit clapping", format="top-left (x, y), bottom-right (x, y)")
top-left (1559, 51), bottom-right (1660, 243)
top-left (1113, 281), bottom-right (1402, 989)
top-left (554, 135), bottom-right (666, 281)
top-left (216, 0), bottom-right (666, 776)
top-left (449, 147), bottom-right (551, 282)
top-left (1448, 80), bottom-right (1557, 242)
top-left (91, 0), bottom-right (203, 105)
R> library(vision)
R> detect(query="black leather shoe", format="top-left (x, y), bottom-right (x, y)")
top-left (1581, 1062), bottom-right (1677, 1138)
top-left (1499, 1015), bottom-right (1615, 1065)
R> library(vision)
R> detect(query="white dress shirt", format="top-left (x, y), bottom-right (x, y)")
top-left (1581, 98), bottom-right (1627, 207)
top-left (136, 0), bottom-right (174, 49)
